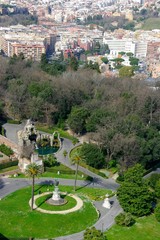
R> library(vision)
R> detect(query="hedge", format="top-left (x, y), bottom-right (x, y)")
top-left (45, 167), bottom-right (75, 175)
top-left (7, 119), bottom-right (21, 124)
top-left (0, 144), bottom-right (14, 156)
top-left (0, 160), bottom-right (18, 170)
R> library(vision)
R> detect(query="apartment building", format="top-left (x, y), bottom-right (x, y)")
top-left (10, 42), bottom-right (45, 61)
top-left (135, 42), bottom-right (148, 58)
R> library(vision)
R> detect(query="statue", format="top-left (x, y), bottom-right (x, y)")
top-left (103, 194), bottom-right (111, 209)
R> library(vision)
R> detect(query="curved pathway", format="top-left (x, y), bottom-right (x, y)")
top-left (1, 123), bottom-right (122, 239)
top-left (0, 177), bottom-right (122, 240)
top-left (30, 192), bottom-right (83, 214)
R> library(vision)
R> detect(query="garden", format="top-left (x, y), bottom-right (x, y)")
top-left (0, 185), bottom-right (111, 239)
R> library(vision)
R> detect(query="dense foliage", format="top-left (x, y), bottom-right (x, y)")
top-left (155, 203), bottom-right (160, 222)
top-left (117, 164), bottom-right (155, 217)
top-left (43, 155), bottom-right (59, 167)
top-left (115, 212), bottom-right (135, 227)
top-left (0, 144), bottom-right (13, 156)
top-left (80, 143), bottom-right (105, 169)
top-left (83, 227), bottom-right (107, 240)
top-left (0, 55), bottom-right (160, 171)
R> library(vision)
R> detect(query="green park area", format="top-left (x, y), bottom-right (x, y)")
top-left (0, 185), bottom-right (111, 239)
top-left (107, 214), bottom-right (160, 240)
top-left (141, 18), bottom-right (160, 30)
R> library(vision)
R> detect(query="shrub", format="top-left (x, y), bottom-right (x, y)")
top-left (43, 155), bottom-right (59, 167)
top-left (7, 119), bottom-right (21, 124)
top-left (116, 174), bottom-right (124, 182)
top-left (0, 160), bottom-right (18, 170)
top-left (148, 173), bottom-right (160, 189)
top-left (0, 144), bottom-right (14, 156)
top-left (155, 179), bottom-right (160, 199)
top-left (155, 203), bottom-right (160, 222)
top-left (108, 159), bottom-right (117, 168)
top-left (98, 172), bottom-right (108, 179)
top-left (115, 212), bottom-right (135, 226)
top-left (83, 227), bottom-right (107, 240)
top-left (80, 143), bottom-right (105, 169)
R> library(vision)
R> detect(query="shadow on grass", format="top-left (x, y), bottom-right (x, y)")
top-left (0, 233), bottom-right (8, 239)
top-left (0, 235), bottom-right (32, 240)
top-left (36, 193), bottom-right (52, 208)
top-left (34, 180), bottom-right (54, 194)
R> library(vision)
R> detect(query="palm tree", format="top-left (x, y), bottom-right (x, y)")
top-left (72, 153), bottom-right (83, 191)
top-left (25, 163), bottom-right (42, 210)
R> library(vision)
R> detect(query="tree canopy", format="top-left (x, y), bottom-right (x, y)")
top-left (117, 164), bottom-right (155, 217)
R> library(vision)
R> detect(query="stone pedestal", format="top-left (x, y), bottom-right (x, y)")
top-left (52, 186), bottom-right (61, 201)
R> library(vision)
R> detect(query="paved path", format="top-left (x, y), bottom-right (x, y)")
top-left (3, 122), bottom-right (26, 144)
top-left (31, 192), bottom-right (83, 214)
top-left (1, 123), bottom-right (121, 239)
top-left (0, 177), bottom-right (122, 240)
top-left (55, 138), bottom-right (119, 191)
top-left (144, 168), bottom-right (160, 179)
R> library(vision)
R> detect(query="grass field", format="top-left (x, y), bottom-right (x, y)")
top-left (35, 194), bottom-right (77, 211)
top-left (141, 18), bottom-right (160, 30)
top-left (0, 165), bottom-right (18, 173)
top-left (107, 214), bottom-right (160, 240)
top-left (0, 185), bottom-right (99, 238)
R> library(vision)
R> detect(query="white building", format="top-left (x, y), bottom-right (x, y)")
top-left (103, 37), bottom-right (147, 58)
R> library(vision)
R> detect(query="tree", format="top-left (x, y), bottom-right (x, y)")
top-left (155, 179), bottom-right (160, 198)
top-left (155, 203), bottom-right (160, 222)
top-left (68, 106), bottom-right (89, 134)
top-left (124, 164), bottom-right (144, 185)
top-left (119, 66), bottom-right (134, 78)
top-left (83, 227), bottom-right (107, 240)
top-left (118, 51), bottom-right (126, 56)
top-left (140, 9), bottom-right (147, 15)
top-left (117, 164), bottom-right (154, 217)
top-left (148, 173), bottom-right (160, 189)
top-left (25, 163), bottom-right (42, 210)
top-left (41, 53), bottom-right (48, 67)
top-left (126, 52), bottom-right (134, 57)
top-left (63, 150), bottom-right (68, 158)
top-left (72, 152), bottom-right (83, 191)
top-left (129, 57), bottom-right (139, 66)
top-left (101, 57), bottom-right (109, 64)
top-left (111, 58), bottom-right (125, 68)
top-left (80, 143), bottom-right (105, 169)
top-left (69, 56), bottom-right (79, 71)
top-left (115, 212), bottom-right (135, 226)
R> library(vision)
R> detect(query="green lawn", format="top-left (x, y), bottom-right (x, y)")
top-left (107, 214), bottom-right (160, 240)
top-left (0, 185), bottom-right (98, 238)
top-left (11, 162), bottom-right (86, 180)
top-left (141, 18), bottom-right (160, 30)
top-left (33, 185), bottom-right (112, 201)
top-left (0, 165), bottom-right (18, 173)
top-left (36, 194), bottom-right (77, 211)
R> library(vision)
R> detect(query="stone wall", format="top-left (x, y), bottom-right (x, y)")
top-left (0, 134), bottom-right (19, 154)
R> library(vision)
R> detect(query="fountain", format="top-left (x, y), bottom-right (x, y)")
top-left (46, 179), bottom-right (67, 206)
top-left (17, 120), bottom-right (61, 156)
